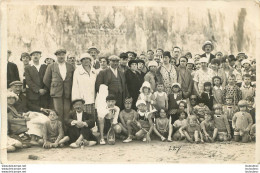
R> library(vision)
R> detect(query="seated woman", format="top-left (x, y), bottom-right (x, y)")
top-left (7, 91), bottom-right (50, 146)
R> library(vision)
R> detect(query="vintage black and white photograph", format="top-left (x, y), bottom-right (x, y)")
top-left (1, 0), bottom-right (259, 164)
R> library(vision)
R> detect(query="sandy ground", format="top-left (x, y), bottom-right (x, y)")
top-left (6, 139), bottom-right (256, 164)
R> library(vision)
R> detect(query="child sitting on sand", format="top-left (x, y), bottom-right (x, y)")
top-left (193, 97), bottom-right (210, 123)
top-left (232, 100), bottom-right (253, 143)
top-left (200, 111), bottom-right (218, 143)
top-left (172, 110), bottom-right (188, 141)
top-left (153, 109), bottom-right (172, 142)
top-left (179, 115), bottom-right (204, 143)
top-left (213, 104), bottom-right (231, 141)
top-left (42, 111), bottom-right (69, 148)
top-left (119, 97), bottom-right (138, 140)
top-left (134, 100), bottom-right (155, 142)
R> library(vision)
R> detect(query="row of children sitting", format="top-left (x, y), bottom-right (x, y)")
top-left (7, 75), bottom-right (255, 151)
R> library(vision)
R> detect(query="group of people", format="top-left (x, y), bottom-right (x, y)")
top-left (6, 40), bottom-right (256, 152)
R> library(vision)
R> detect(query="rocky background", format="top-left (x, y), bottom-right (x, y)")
top-left (7, 4), bottom-right (257, 62)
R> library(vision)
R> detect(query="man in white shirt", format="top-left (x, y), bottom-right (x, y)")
top-left (43, 49), bottom-right (75, 126)
top-left (66, 99), bottom-right (97, 148)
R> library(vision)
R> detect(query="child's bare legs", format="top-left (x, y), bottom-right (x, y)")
top-left (194, 130), bottom-right (200, 143)
top-left (168, 125), bottom-right (173, 141)
top-left (173, 131), bottom-right (181, 141)
top-left (126, 120), bottom-right (134, 138)
top-left (153, 126), bottom-right (166, 141)
top-left (7, 146), bottom-right (16, 152)
top-left (113, 124), bottom-right (122, 134)
top-left (118, 123), bottom-right (128, 135)
top-left (58, 136), bottom-right (70, 147)
top-left (211, 128), bottom-right (218, 142)
top-left (98, 117), bottom-right (105, 143)
top-left (241, 131), bottom-right (249, 143)
top-left (135, 129), bottom-right (146, 140)
top-left (184, 131), bottom-right (193, 143)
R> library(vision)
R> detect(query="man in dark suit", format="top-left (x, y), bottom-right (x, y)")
top-left (7, 50), bottom-right (20, 88)
top-left (9, 81), bottom-right (49, 114)
top-left (65, 99), bottom-right (97, 148)
top-left (95, 55), bottom-right (129, 110)
top-left (25, 51), bottom-right (49, 110)
top-left (201, 41), bottom-right (216, 64)
top-left (43, 49), bottom-right (75, 124)
top-left (87, 46), bottom-right (100, 69)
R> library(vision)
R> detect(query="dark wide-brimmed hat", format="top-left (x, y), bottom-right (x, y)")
top-left (126, 51), bottom-right (137, 58)
top-left (128, 59), bottom-right (138, 67)
top-left (136, 59), bottom-right (145, 65)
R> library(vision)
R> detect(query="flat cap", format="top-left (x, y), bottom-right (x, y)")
top-left (87, 46), bottom-right (100, 54)
top-left (9, 80), bottom-right (23, 86)
top-left (30, 51), bottom-right (42, 56)
top-left (108, 55), bottom-right (120, 61)
top-left (72, 98), bottom-right (85, 105)
top-left (54, 49), bottom-right (67, 56)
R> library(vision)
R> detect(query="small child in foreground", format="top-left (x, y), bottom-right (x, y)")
top-left (42, 111), bottom-right (69, 148)
top-left (232, 100), bottom-right (253, 143)
top-left (179, 115), bottom-right (204, 143)
top-left (153, 109), bottom-right (172, 142)
top-left (213, 104), bottom-right (231, 141)
top-left (200, 111), bottom-right (218, 143)
top-left (119, 97), bottom-right (138, 139)
top-left (193, 97), bottom-right (210, 123)
top-left (172, 110), bottom-right (188, 141)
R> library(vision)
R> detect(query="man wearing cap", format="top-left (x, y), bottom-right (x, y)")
top-left (201, 41), bottom-right (216, 63)
top-left (95, 55), bottom-right (129, 110)
top-left (25, 51), bottom-right (49, 110)
top-left (7, 50), bottom-right (20, 88)
top-left (72, 53), bottom-right (97, 115)
top-left (87, 46), bottom-right (100, 69)
top-left (65, 99), bottom-right (97, 148)
top-left (9, 81), bottom-right (50, 114)
top-left (126, 51), bottom-right (137, 60)
top-left (43, 49), bottom-right (75, 124)
top-left (118, 52), bottom-right (129, 73)
top-left (236, 52), bottom-right (248, 62)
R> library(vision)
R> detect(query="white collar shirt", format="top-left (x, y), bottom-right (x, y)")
top-left (58, 62), bottom-right (67, 80)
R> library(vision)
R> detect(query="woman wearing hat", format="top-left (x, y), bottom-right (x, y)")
top-left (144, 61), bottom-right (158, 91)
top-left (125, 60), bottom-right (142, 110)
top-left (72, 53), bottom-right (97, 115)
top-left (201, 41), bottom-right (216, 63)
top-left (156, 51), bottom-right (177, 95)
top-left (19, 52), bottom-right (31, 92)
top-left (193, 57), bottom-right (215, 96)
top-left (176, 56), bottom-right (193, 99)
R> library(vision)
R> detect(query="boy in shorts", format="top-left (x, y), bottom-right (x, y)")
top-left (98, 94), bottom-right (122, 145)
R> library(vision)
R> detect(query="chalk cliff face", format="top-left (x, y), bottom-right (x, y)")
top-left (7, 5), bottom-right (256, 61)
